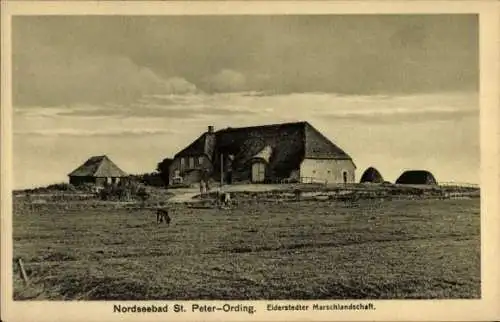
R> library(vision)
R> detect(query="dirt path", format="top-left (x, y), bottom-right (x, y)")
top-left (167, 191), bottom-right (200, 203)
top-left (166, 184), bottom-right (288, 203)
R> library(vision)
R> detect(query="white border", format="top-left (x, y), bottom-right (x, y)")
top-left (1, 2), bottom-right (499, 322)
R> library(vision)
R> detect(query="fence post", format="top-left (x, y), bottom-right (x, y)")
top-left (17, 258), bottom-right (30, 285)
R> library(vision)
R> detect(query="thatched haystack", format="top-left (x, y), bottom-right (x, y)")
top-left (360, 167), bottom-right (384, 183)
top-left (395, 170), bottom-right (437, 185)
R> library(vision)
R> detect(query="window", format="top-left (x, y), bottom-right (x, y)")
top-left (180, 158), bottom-right (185, 168)
top-left (189, 157), bottom-right (194, 168)
top-left (198, 156), bottom-right (204, 166)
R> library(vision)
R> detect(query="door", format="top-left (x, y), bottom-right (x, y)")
top-left (342, 171), bottom-right (348, 184)
top-left (252, 162), bottom-right (266, 183)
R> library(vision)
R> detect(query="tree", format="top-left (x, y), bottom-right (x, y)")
top-left (156, 158), bottom-right (174, 185)
top-left (137, 187), bottom-right (150, 206)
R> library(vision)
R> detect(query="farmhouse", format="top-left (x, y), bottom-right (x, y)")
top-left (68, 155), bottom-right (127, 186)
top-left (169, 121), bottom-right (356, 185)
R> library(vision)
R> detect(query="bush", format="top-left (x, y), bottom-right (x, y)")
top-left (140, 173), bottom-right (165, 187)
top-left (98, 181), bottom-right (151, 202)
top-left (75, 183), bottom-right (100, 193)
top-left (136, 187), bottom-right (150, 203)
top-left (127, 173), bottom-right (165, 187)
top-left (99, 186), bottom-right (120, 201)
top-left (46, 183), bottom-right (76, 191)
top-left (24, 182), bottom-right (77, 194)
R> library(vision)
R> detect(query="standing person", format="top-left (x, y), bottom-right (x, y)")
top-left (199, 180), bottom-right (206, 196)
top-left (202, 170), bottom-right (210, 192)
top-left (215, 185), bottom-right (222, 206)
top-left (227, 154), bottom-right (234, 185)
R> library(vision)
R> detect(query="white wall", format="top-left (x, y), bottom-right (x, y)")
top-left (300, 159), bottom-right (356, 183)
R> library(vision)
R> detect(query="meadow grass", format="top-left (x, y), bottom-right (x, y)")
top-left (12, 198), bottom-right (480, 300)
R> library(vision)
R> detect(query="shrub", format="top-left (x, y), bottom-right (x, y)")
top-left (46, 183), bottom-right (76, 191)
top-left (99, 185), bottom-right (127, 201)
top-left (24, 182), bottom-right (77, 193)
top-left (75, 183), bottom-right (100, 193)
top-left (128, 171), bottom-right (169, 188)
top-left (98, 181), bottom-right (151, 202)
top-left (136, 187), bottom-right (150, 203)
top-left (140, 172), bottom-right (165, 187)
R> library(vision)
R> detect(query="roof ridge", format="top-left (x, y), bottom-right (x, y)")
top-left (215, 121), bottom-right (307, 132)
top-left (174, 133), bottom-right (208, 158)
top-left (93, 158), bottom-right (107, 176)
top-left (68, 155), bottom-right (127, 177)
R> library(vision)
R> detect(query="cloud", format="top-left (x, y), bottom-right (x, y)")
top-left (309, 92), bottom-right (479, 124)
top-left (12, 89), bottom-right (479, 188)
top-left (321, 109), bottom-right (478, 124)
top-left (14, 128), bottom-right (177, 137)
top-left (161, 77), bottom-right (199, 95)
top-left (13, 15), bottom-right (478, 109)
top-left (104, 105), bottom-right (255, 119)
top-left (20, 93), bottom-right (263, 119)
top-left (20, 91), bottom-right (478, 124)
top-left (13, 35), bottom-right (198, 107)
top-left (204, 69), bottom-right (247, 93)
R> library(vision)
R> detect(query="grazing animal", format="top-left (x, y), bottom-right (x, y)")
top-left (156, 208), bottom-right (171, 226)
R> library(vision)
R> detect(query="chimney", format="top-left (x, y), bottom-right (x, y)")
top-left (208, 126), bottom-right (214, 134)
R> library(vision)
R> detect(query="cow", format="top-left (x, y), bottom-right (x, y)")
top-left (156, 208), bottom-right (171, 226)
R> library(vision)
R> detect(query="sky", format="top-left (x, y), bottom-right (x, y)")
top-left (12, 15), bottom-right (479, 189)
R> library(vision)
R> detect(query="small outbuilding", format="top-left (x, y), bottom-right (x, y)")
top-left (360, 167), bottom-right (384, 183)
top-left (395, 170), bottom-right (437, 185)
top-left (68, 155), bottom-right (127, 186)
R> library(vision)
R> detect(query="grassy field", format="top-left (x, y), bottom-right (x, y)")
top-left (12, 197), bottom-right (480, 300)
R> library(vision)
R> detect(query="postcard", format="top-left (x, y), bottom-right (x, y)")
top-left (1, 1), bottom-right (499, 321)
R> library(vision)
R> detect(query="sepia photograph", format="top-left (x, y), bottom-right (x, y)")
top-left (1, 1), bottom-right (499, 322)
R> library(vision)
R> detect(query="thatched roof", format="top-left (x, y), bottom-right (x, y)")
top-left (68, 155), bottom-right (127, 178)
top-left (360, 167), bottom-right (384, 183)
top-left (175, 132), bottom-right (215, 160)
top-left (175, 121), bottom-right (355, 179)
top-left (395, 170), bottom-right (437, 185)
